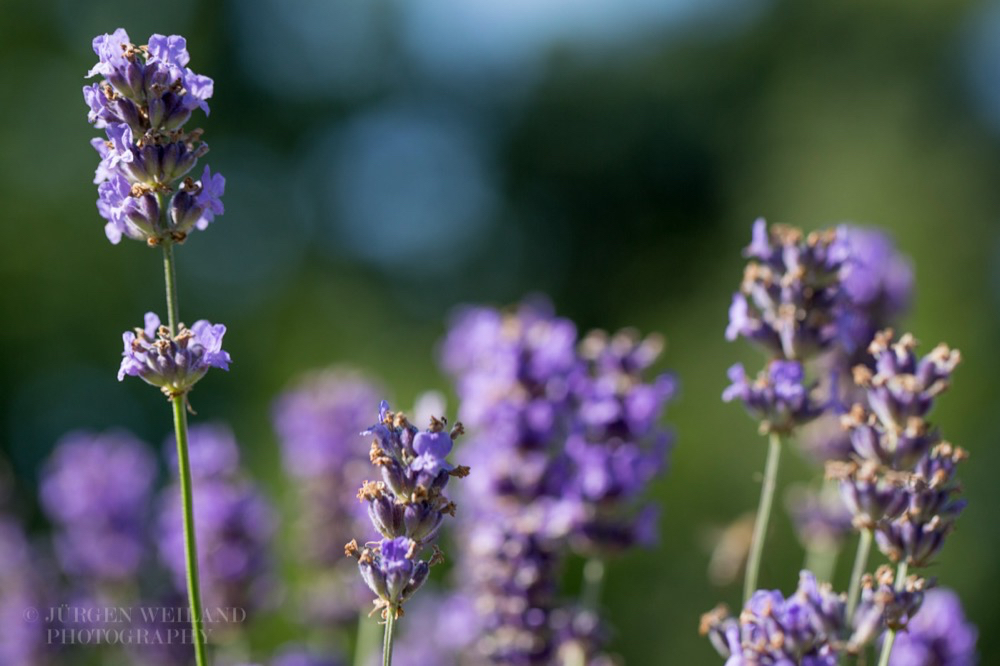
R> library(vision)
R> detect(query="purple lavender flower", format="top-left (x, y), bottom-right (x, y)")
top-left (84, 29), bottom-right (222, 244)
top-left (825, 459), bottom-right (909, 531)
top-left (852, 566), bottom-right (928, 647)
top-left (348, 401), bottom-right (467, 617)
top-left (348, 536), bottom-right (433, 620)
top-left (726, 219), bottom-right (849, 360)
top-left (39, 429), bottom-right (156, 582)
top-left (723, 360), bottom-right (823, 433)
top-left (157, 425), bottom-right (275, 612)
top-left (838, 227), bottom-right (914, 355)
top-left (118, 311), bottom-right (230, 396)
top-left (853, 331), bottom-right (961, 457)
top-left (874, 444), bottom-right (967, 568)
top-left (701, 569), bottom-right (917, 664)
top-left (889, 588), bottom-right (978, 666)
top-left (565, 328), bottom-right (676, 553)
top-left (357, 401), bottom-right (467, 545)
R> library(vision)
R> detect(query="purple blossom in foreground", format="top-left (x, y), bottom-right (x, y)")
top-left (272, 369), bottom-right (382, 622)
top-left (852, 331), bottom-right (960, 463)
top-left (723, 360), bottom-right (823, 433)
top-left (84, 29), bottom-right (223, 244)
top-left (890, 588), bottom-right (978, 666)
top-left (351, 537), bottom-right (431, 613)
top-left (726, 218), bottom-right (849, 360)
top-left (874, 444), bottom-right (967, 568)
top-left (39, 430), bottom-right (156, 582)
top-left (118, 312), bottom-right (230, 396)
top-left (158, 425), bottom-right (275, 612)
top-left (701, 569), bottom-right (928, 664)
top-left (347, 401), bottom-right (468, 618)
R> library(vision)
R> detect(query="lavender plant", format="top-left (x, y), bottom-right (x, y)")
top-left (345, 400), bottom-right (469, 666)
top-left (705, 219), bottom-right (974, 665)
top-left (440, 299), bottom-right (674, 665)
top-left (724, 219), bottom-right (847, 602)
top-left (84, 28), bottom-right (226, 666)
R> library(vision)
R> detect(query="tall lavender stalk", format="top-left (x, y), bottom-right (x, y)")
top-left (724, 219), bottom-right (846, 602)
top-left (85, 29), bottom-right (227, 666)
top-left (346, 401), bottom-right (469, 666)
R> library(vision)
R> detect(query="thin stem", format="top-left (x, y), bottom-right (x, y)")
top-left (875, 561), bottom-right (909, 666)
top-left (163, 242), bottom-right (207, 666)
top-left (744, 431), bottom-right (783, 604)
top-left (171, 395), bottom-right (208, 666)
top-left (382, 609), bottom-right (397, 666)
top-left (162, 242), bottom-right (180, 334)
top-left (581, 558), bottom-right (606, 610)
top-left (354, 611), bottom-right (380, 666)
top-left (846, 529), bottom-right (873, 622)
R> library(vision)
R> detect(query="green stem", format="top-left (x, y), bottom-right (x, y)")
top-left (163, 243), bottom-right (207, 666)
top-left (163, 242), bottom-right (180, 334)
top-left (744, 431), bottom-right (782, 604)
top-left (171, 395), bottom-right (208, 666)
top-left (846, 529), bottom-right (873, 622)
top-left (382, 609), bottom-right (397, 666)
top-left (875, 561), bottom-right (908, 666)
top-left (581, 558), bottom-right (606, 610)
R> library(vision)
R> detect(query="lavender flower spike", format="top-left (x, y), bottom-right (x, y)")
top-left (723, 360), bottom-right (823, 433)
top-left (84, 29), bottom-right (222, 245)
top-left (118, 311), bottom-right (230, 396)
top-left (347, 401), bottom-right (468, 619)
top-left (727, 218), bottom-right (849, 360)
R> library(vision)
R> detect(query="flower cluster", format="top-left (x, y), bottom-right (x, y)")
top-left (39, 430), bottom-right (157, 584)
top-left (346, 401), bottom-right (468, 618)
top-left (440, 300), bottom-right (673, 664)
top-left (724, 219), bottom-right (845, 432)
top-left (84, 29), bottom-right (224, 245)
top-left (568, 329), bottom-right (676, 553)
top-left (701, 569), bottom-right (927, 664)
top-left (118, 312), bottom-right (230, 397)
top-left (157, 424), bottom-right (276, 612)
top-left (829, 330), bottom-right (967, 569)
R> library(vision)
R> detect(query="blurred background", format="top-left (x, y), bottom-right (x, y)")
top-left (2, 0), bottom-right (999, 662)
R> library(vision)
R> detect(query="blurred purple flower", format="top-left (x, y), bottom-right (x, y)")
top-left (39, 429), bottom-right (156, 583)
top-left (157, 425), bottom-right (275, 612)
top-left (723, 360), bottom-right (823, 433)
top-left (890, 588), bottom-right (977, 666)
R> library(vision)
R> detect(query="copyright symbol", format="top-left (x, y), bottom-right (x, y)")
top-left (23, 607), bottom-right (39, 623)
